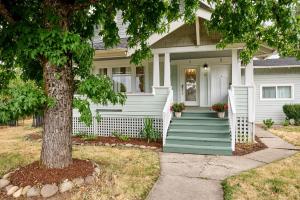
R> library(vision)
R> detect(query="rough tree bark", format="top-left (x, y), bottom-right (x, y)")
top-left (41, 61), bottom-right (74, 168)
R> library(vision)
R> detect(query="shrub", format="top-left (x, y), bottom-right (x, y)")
top-left (82, 134), bottom-right (97, 141)
top-left (263, 118), bottom-right (274, 129)
top-left (282, 119), bottom-right (289, 126)
top-left (212, 103), bottom-right (228, 112)
top-left (171, 103), bottom-right (185, 112)
top-left (112, 131), bottom-right (129, 142)
top-left (283, 104), bottom-right (300, 126)
top-left (140, 118), bottom-right (161, 143)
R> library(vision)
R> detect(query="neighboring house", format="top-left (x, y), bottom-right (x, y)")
top-left (73, 4), bottom-right (300, 155)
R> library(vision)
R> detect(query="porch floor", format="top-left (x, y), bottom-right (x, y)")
top-left (184, 107), bottom-right (211, 112)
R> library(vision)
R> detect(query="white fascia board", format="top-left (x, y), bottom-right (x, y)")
top-left (196, 8), bottom-right (212, 20)
top-left (152, 44), bottom-right (244, 54)
top-left (252, 65), bottom-right (300, 69)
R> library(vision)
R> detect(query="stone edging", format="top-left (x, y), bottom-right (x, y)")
top-left (0, 161), bottom-right (101, 199)
top-left (72, 141), bottom-right (162, 151)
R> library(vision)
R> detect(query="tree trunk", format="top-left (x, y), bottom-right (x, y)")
top-left (41, 61), bottom-right (74, 168)
top-left (32, 114), bottom-right (44, 127)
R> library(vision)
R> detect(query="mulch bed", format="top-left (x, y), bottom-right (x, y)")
top-left (26, 133), bottom-right (162, 148)
top-left (9, 159), bottom-right (94, 187)
top-left (72, 136), bottom-right (162, 148)
top-left (233, 136), bottom-right (267, 156)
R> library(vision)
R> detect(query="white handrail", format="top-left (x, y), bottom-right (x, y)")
top-left (228, 89), bottom-right (237, 151)
top-left (162, 89), bottom-right (173, 145)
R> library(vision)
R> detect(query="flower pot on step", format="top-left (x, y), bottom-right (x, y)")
top-left (217, 112), bottom-right (225, 118)
top-left (175, 112), bottom-right (182, 118)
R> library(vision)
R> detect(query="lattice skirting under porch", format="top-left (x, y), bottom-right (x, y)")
top-left (236, 116), bottom-right (254, 143)
top-left (72, 116), bottom-right (163, 138)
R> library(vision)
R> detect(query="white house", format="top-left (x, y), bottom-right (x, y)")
top-left (73, 4), bottom-right (300, 155)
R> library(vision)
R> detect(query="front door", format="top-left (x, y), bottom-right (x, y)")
top-left (181, 67), bottom-right (199, 106)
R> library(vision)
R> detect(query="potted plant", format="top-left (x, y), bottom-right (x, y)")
top-left (171, 103), bottom-right (185, 118)
top-left (212, 103), bottom-right (228, 118)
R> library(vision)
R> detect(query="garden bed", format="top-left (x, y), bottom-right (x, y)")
top-left (233, 136), bottom-right (267, 156)
top-left (26, 133), bottom-right (162, 149)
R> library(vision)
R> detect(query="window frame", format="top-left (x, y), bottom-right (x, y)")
top-left (260, 84), bottom-right (294, 101)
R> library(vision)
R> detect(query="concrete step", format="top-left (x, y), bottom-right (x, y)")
top-left (166, 136), bottom-right (231, 147)
top-left (163, 144), bottom-right (232, 155)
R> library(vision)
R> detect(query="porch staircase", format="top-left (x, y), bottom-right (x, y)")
top-left (163, 111), bottom-right (232, 155)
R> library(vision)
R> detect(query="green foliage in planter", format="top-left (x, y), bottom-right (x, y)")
top-left (140, 118), bottom-right (161, 143)
top-left (212, 103), bottom-right (228, 112)
top-left (171, 103), bottom-right (185, 112)
top-left (263, 118), bottom-right (275, 129)
top-left (283, 104), bottom-right (300, 126)
top-left (112, 131), bottom-right (129, 142)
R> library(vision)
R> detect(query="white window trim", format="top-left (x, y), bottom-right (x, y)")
top-left (97, 65), bottom-right (147, 94)
top-left (260, 84), bottom-right (294, 101)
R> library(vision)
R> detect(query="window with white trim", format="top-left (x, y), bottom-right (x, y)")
top-left (260, 84), bottom-right (294, 100)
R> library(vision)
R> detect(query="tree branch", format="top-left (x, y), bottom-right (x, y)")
top-left (0, 2), bottom-right (15, 24)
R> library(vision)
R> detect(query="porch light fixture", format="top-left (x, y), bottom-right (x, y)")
top-left (203, 63), bottom-right (208, 70)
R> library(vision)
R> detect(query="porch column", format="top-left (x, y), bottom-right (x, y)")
top-left (232, 49), bottom-right (241, 85)
top-left (164, 52), bottom-right (171, 87)
top-left (153, 53), bottom-right (160, 87)
top-left (245, 59), bottom-right (254, 85)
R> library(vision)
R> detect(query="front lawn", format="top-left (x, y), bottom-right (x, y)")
top-left (0, 120), bottom-right (160, 200)
top-left (223, 125), bottom-right (300, 200)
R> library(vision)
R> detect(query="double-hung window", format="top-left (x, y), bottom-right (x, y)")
top-left (260, 84), bottom-right (294, 100)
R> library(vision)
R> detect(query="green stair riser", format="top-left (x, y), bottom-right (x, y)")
top-left (163, 146), bottom-right (232, 156)
top-left (173, 118), bottom-right (228, 123)
top-left (170, 124), bottom-right (230, 130)
top-left (168, 132), bottom-right (230, 138)
top-left (181, 112), bottom-right (218, 118)
top-left (165, 139), bottom-right (231, 147)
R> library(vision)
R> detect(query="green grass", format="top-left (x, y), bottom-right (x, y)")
top-left (223, 126), bottom-right (300, 200)
top-left (0, 120), bottom-right (160, 200)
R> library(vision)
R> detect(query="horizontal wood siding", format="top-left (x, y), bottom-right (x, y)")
top-left (234, 86), bottom-right (248, 116)
top-left (254, 68), bottom-right (300, 123)
top-left (73, 92), bottom-right (168, 118)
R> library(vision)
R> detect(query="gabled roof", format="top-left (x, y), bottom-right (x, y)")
top-left (254, 57), bottom-right (300, 67)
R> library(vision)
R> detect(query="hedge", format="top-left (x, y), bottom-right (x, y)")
top-left (283, 104), bottom-right (300, 126)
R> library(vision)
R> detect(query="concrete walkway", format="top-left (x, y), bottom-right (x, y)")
top-left (147, 126), bottom-right (299, 200)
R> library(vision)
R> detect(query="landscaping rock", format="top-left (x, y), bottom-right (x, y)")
top-left (22, 186), bottom-right (31, 196)
top-left (6, 185), bottom-right (13, 192)
top-left (125, 144), bottom-right (133, 147)
top-left (94, 167), bottom-right (101, 174)
top-left (150, 146), bottom-right (157, 149)
top-left (111, 143), bottom-right (116, 147)
top-left (59, 181), bottom-right (74, 193)
top-left (27, 186), bottom-right (40, 197)
top-left (140, 145), bottom-right (146, 149)
top-left (3, 172), bottom-right (12, 179)
top-left (105, 143), bottom-right (110, 146)
top-left (0, 179), bottom-right (10, 188)
top-left (13, 187), bottom-right (23, 198)
top-left (41, 184), bottom-right (58, 198)
top-left (72, 177), bottom-right (84, 186)
top-left (7, 186), bottom-right (18, 196)
top-left (98, 142), bottom-right (103, 145)
top-left (85, 175), bottom-right (95, 185)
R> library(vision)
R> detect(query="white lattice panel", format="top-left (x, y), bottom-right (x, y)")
top-left (236, 116), bottom-right (253, 143)
top-left (73, 116), bottom-right (163, 138)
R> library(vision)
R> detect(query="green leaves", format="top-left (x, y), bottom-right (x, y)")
top-left (0, 79), bottom-right (48, 122)
top-left (208, 0), bottom-right (300, 63)
top-left (73, 75), bottom-right (126, 125)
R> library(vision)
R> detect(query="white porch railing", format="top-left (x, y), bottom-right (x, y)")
top-left (162, 89), bottom-right (173, 145)
top-left (228, 88), bottom-right (237, 151)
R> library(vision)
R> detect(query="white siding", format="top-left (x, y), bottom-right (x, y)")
top-left (254, 68), bottom-right (300, 123)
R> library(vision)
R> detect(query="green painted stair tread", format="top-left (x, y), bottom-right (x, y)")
top-left (168, 129), bottom-right (230, 134)
top-left (173, 116), bottom-right (228, 120)
top-left (171, 121), bottom-right (229, 126)
top-left (166, 135), bottom-right (231, 142)
top-left (163, 144), bottom-right (232, 155)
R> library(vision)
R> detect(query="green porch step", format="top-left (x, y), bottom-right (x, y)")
top-left (166, 136), bottom-right (231, 147)
top-left (163, 144), bottom-right (232, 156)
top-left (164, 110), bottom-right (232, 156)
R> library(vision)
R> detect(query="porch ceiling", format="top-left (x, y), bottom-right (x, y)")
top-left (170, 50), bottom-right (232, 60)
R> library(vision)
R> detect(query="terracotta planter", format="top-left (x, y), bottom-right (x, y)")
top-left (175, 112), bottom-right (182, 118)
top-left (217, 112), bottom-right (225, 118)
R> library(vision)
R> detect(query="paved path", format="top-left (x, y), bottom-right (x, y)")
top-left (147, 126), bottom-right (299, 200)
